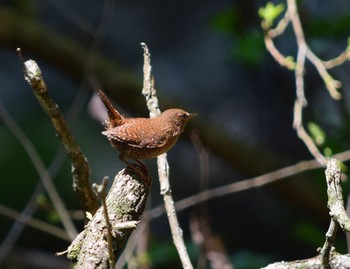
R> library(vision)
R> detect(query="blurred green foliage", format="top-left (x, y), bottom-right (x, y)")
top-left (292, 220), bottom-right (325, 249)
top-left (307, 15), bottom-right (350, 39)
top-left (307, 122), bottom-right (326, 146)
top-left (211, 7), bottom-right (265, 66)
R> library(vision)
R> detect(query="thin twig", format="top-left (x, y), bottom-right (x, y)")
top-left (0, 102), bottom-right (77, 240)
top-left (0, 204), bottom-right (70, 241)
top-left (267, 9), bottom-right (291, 38)
top-left (323, 50), bottom-right (350, 69)
top-left (0, 150), bottom-right (67, 266)
top-left (259, 160), bottom-right (350, 268)
top-left (64, 168), bottom-right (147, 268)
top-left (115, 218), bottom-right (150, 268)
top-left (148, 149), bottom-right (350, 219)
top-left (260, 1), bottom-right (350, 267)
top-left (17, 48), bottom-right (98, 214)
top-left (293, 99), bottom-right (327, 166)
top-left (264, 36), bottom-right (295, 70)
top-left (0, 89), bottom-right (88, 266)
top-left (140, 42), bottom-right (194, 269)
top-left (306, 49), bottom-right (342, 100)
top-left (320, 219), bottom-right (338, 269)
top-left (263, 0), bottom-right (347, 167)
top-left (93, 177), bottom-right (115, 269)
top-left (287, 0), bottom-right (328, 166)
top-left (263, 7), bottom-right (295, 70)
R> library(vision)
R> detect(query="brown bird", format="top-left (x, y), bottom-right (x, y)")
top-left (98, 90), bottom-right (197, 168)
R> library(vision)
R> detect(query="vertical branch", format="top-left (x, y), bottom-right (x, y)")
top-left (92, 177), bottom-right (115, 268)
top-left (262, 0), bottom-right (347, 166)
top-left (141, 43), bottom-right (160, 118)
top-left (287, 0), bottom-right (328, 166)
top-left (140, 43), bottom-right (194, 269)
top-left (320, 219), bottom-right (338, 269)
top-left (260, 1), bottom-right (350, 267)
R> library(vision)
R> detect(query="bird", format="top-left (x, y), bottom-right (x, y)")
top-left (98, 90), bottom-right (197, 177)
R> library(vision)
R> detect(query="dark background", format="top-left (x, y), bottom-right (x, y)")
top-left (1, 0), bottom-right (350, 268)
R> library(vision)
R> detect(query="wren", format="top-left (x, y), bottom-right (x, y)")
top-left (98, 90), bottom-right (197, 167)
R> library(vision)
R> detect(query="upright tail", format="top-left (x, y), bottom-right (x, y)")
top-left (98, 90), bottom-right (125, 127)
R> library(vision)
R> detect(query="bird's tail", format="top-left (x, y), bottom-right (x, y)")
top-left (98, 90), bottom-right (124, 127)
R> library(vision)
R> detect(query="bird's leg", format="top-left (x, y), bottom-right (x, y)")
top-left (119, 155), bottom-right (151, 186)
top-left (135, 159), bottom-right (148, 172)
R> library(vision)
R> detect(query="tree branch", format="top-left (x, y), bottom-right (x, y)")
top-left (63, 169), bottom-right (149, 268)
top-left (1, 7), bottom-right (322, 217)
top-left (18, 49), bottom-right (99, 215)
top-left (262, 159), bottom-right (350, 269)
top-left (141, 43), bottom-right (194, 269)
top-left (325, 159), bottom-right (350, 232)
top-left (262, 253), bottom-right (350, 269)
top-left (0, 97), bottom-right (77, 241)
top-left (92, 177), bottom-right (115, 268)
top-left (261, 0), bottom-right (348, 166)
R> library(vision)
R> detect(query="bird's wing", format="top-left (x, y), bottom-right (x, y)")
top-left (102, 120), bottom-right (168, 148)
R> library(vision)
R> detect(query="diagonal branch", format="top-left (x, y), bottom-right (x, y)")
top-left (18, 49), bottom-right (99, 215)
top-left (0, 102), bottom-right (77, 240)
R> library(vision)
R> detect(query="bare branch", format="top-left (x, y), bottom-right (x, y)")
top-left (262, 253), bottom-right (350, 269)
top-left (267, 9), bottom-right (291, 38)
top-left (306, 49), bottom-right (342, 100)
top-left (262, 0), bottom-right (347, 166)
top-left (293, 99), bottom-right (327, 166)
top-left (320, 219), bottom-right (338, 269)
top-left (264, 36), bottom-right (296, 70)
top-left (0, 203), bottom-right (69, 241)
top-left (323, 50), bottom-right (350, 69)
top-left (263, 8), bottom-right (295, 70)
top-left (140, 42), bottom-right (194, 269)
top-left (325, 159), bottom-right (350, 232)
top-left (17, 48), bottom-right (99, 215)
top-left (0, 102), bottom-right (77, 240)
top-left (148, 149), bottom-right (350, 219)
top-left (92, 177), bottom-right (115, 268)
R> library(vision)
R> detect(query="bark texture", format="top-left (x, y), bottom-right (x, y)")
top-left (67, 168), bottom-right (150, 269)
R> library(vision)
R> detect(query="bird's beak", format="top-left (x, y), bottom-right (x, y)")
top-left (188, 112), bottom-right (198, 118)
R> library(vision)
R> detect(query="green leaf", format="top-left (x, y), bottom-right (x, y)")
top-left (307, 122), bottom-right (326, 146)
top-left (258, 2), bottom-right (285, 29)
